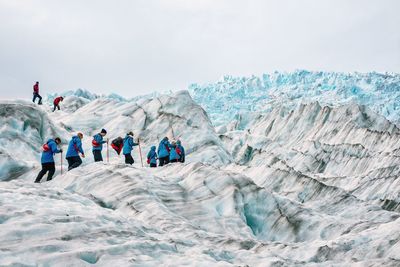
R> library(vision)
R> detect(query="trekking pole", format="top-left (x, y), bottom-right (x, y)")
top-left (60, 151), bottom-right (63, 175)
top-left (138, 139), bottom-right (144, 167)
top-left (107, 139), bottom-right (109, 163)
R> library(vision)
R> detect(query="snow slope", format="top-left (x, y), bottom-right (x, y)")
top-left (189, 71), bottom-right (400, 126)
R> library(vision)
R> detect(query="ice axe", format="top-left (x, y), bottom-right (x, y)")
top-left (60, 151), bottom-right (63, 175)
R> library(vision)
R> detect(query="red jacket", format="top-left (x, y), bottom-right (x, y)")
top-left (54, 97), bottom-right (63, 105)
top-left (33, 84), bottom-right (39, 93)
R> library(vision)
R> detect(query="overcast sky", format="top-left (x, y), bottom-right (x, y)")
top-left (0, 0), bottom-right (399, 99)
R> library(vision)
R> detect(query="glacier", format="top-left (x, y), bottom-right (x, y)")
top-left (1, 72), bottom-right (400, 266)
top-left (189, 70), bottom-right (400, 127)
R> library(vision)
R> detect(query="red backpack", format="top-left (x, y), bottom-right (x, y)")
top-left (42, 143), bottom-right (50, 152)
top-left (92, 139), bottom-right (100, 147)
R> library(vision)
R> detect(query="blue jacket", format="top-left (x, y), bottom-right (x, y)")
top-left (122, 135), bottom-right (138, 155)
top-left (66, 136), bottom-right (84, 158)
top-left (176, 141), bottom-right (185, 159)
top-left (41, 139), bottom-right (61, 164)
top-left (169, 144), bottom-right (180, 161)
top-left (92, 133), bottom-right (106, 151)
top-left (158, 138), bottom-right (170, 158)
top-left (147, 146), bottom-right (158, 165)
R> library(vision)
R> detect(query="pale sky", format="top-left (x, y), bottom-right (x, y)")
top-left (0, 0), bottom-right (399, 99)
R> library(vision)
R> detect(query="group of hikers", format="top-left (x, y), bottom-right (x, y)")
top-left (35, 129), bottom-right (186, 183)
top-left (32, 81), bottom-right (64, 112)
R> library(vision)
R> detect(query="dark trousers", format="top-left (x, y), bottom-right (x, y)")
top-left (150, 163), bottom-right (157, 168)
top-left (53, 104), bottom-right (60, 112)
top-left (93, 150), bottom-right (103, 162)
top-left (159, 156), bottom-right (169, 166)
top-left (170, 159), bottom-right (179, 163)
top-left (33, 93), bottom-right (42, 104)
top-left (66, 156), bottom-right (82, 171)
top-left (124, 154), bottom-right (134, 165)
top-left (35, 162), bottom-right (56, 183)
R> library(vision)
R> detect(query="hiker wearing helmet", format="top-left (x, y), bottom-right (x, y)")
top-left (32, 81), bottom-right (42, 105)
top-left (176, 140), bottom-right (185, 163)
top-left (169, 141), bottom-right (180, 163)
top-left (52, 96), bottom-right (64, 112)
top-left (92, 129), bottom-right (107, 162)
top-left (66, 133), bottom-right (85, 171)
top-left (123, 131), bottom-right (139, 165)
top-left (34, 137), bottom-right (62, 183)
top-left (157, 137), bottom-right (170, 166)
top-left (147, 146), bottom-right (158, 168)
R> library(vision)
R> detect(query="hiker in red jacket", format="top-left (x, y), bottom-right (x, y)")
top-left (53, 96), bottom-right (64, 112)
top-left (32, 81), bottom-right (42, 105)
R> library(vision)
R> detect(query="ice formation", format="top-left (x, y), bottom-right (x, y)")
top-left (1, 73), bottom-right (400, 266)
top-left (189, 70), bottom-right (400, 126)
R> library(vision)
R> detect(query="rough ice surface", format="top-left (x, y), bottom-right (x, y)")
top-left (189, 70), bottom-right (400, 126)
top-left (47, 88), bottom-right (127, 102)
top-left (1, 76), bottom-right (400, 266)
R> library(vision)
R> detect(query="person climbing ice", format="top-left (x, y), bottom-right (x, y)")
top-left (53, 96), bottom-right (64, 112)
top-left (147, 146), bottom-right (158, 168)
top-left (32, 81), bottom-right (42, 105)
top-left (123, 131), bottom-right (139, 165)
top-left (157, 137), bottom-right (170, 166)
top-left (34, 137), bottom-right (62, 183)
top-left (169, 140), bottom-right (180, 163)
top-left (66, 133), bottom-right (85, 171)
top-left (176, 140), bottom-right (185, 163)
top-left (92, 129), bottom-right (108, 162)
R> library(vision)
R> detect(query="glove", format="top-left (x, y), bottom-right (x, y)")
top-left (59, 149), bottom-right (63, 153)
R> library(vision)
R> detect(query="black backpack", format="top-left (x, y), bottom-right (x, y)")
top-left (111, 137), bottom-right (123, 155)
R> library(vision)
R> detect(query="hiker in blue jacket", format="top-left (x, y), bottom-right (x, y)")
top-left (92, 129), bottom-right (107, 162)
top-left (169, 141), bottom-right (180, 163)
top-left (34, 137), bottom-right (62, 183)
top-left (66, 133), bottom-right (85, 171)
top-left (147, 146), bottom-right (158, 168)
top-left (123, 131), bottom-right (139, 165)
top-left (158, 137), bottom-right (170, 166)
top-left (176, 140), bottom-right (185, 163)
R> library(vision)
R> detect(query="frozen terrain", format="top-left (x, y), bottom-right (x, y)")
top-left (1, 73), bottom-right (400, 266)
top-left (189, 70), bottom-right (400, 126)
